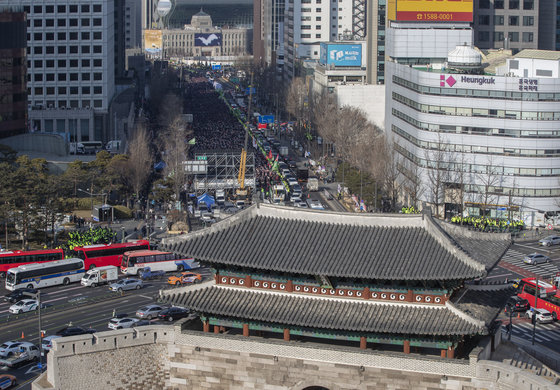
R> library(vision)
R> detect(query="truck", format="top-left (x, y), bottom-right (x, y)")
top-left (307, 177), bottom-right (319, 192)
top-left (297, 167), bottom-right (309, 183)
top-left (81, 266), bottom-right (119, 287)
top-left (272, 184), bottom-right (286, 203)
top-left (0, 342), bottom-right (40, 368)
top-left (138, 267), bottom-right (166, 281)
top-left (215, 189), bottom-right (226, 206)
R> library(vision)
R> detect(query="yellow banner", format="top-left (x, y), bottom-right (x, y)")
top-left (389, 0), bottom-right (473, 22)
top-left (144, 30), bottom-right (162, 53)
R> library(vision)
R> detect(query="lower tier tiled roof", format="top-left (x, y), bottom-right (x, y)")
top-left (162, 284), bottom-right (486, 336)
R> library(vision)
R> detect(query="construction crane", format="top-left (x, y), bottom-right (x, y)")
top-left (236, 71), bottom-right (254, 201)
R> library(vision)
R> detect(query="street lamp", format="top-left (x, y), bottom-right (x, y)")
top-left (23, 291), bottom-right (44, 371)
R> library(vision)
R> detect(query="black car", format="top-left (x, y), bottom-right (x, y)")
top-left (505, 296), bottom-right (530, 312)
top-left (4, 288), bottom-right (38, 303)
top-left (56, 326), bottom-right (97, 337)
top-left (157, 307), bottom-right (190, 322)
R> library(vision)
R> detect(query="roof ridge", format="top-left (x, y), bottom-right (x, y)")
top-left (423, 215), bottom-right (487, 277)
top-left (445, 299), bottom-right (486, 331)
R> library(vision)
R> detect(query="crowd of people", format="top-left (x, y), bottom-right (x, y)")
top-left (450, 215), bottom-right (525, 232)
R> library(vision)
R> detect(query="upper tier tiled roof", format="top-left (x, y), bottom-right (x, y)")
top-left (162, 205), bottom-right (492, 281)
top-left (162, 284), bottom-right (485, 336)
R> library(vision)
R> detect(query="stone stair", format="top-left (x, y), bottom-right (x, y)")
top-left (510, 350), bottom-right (560, 385)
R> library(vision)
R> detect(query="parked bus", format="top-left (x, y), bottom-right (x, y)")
top-left (120, 250), bottom-right (199, 275)
top-left (69, 240), bottom-right (150, 270)
top-left (5, 258), bottom-right (85, 290)
top-left (0, 249), bottom-right (64, 278)
top-left (517, 278), bottom-right (560, 320)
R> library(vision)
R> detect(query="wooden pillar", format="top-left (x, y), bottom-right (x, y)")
top-left (214, 325), bottom-right (220, 333)
top-left (360, 336), bottom-right (367, 349)
top-left (440, 349), bottom-right (447, 358)
top-left (403, 340), bottom-right (410, 354)
top-left (286, 280), bottom-right (293, 292)
top-left (406, 289), bottom-right (413, 302)
top-left (244, 274), bottom-right (252, 287)
top-left (362, 287), bottom-right (370, 300)
top-left (448, 346), bottom-right (455, 359)
top-left (243, 323), bottom-right (249, 337)
top-left (283, 328), bottom-right (290, 341)
top-left (203, 320), bottom-right (210, 332)
top-left (214, 273), bottom-right (219, 284)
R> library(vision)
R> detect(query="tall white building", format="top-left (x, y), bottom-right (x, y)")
top-left (284, 0), bottom-right (354, 79)
top-left (9, 0), bottom-right (115, 142)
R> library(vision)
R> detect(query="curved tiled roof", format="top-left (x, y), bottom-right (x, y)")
top-left (163, 285), bottom-right (485, 336)
top-left (162, 206), bottom-right (487, 281)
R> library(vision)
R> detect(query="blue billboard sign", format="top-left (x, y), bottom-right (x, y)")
top-left (259, 115), bottom-right (274, 124)
top-left (212, 64), bottom-right (222, 70)
top-left (319, 43), bottom-right (362, 67)
top-left (245, 87), bottom-right (256, 95)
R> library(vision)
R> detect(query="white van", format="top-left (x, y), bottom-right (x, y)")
top-left (105, 140), bottom-right (121, 154)
top-left (69, 142), bottom-right (85, 154)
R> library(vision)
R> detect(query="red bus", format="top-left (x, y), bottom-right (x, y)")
top-left (0, 249), bottom-right (64, 278)
top-left (69, 240), bottom-right (150, 270)
top-left (517, 278), bottom-right (560, 321)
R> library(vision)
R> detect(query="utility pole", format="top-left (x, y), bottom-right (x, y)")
top-left (532, 277), bottom-right (538, 345)
top-left (24, 291), bottom-right (44, 371)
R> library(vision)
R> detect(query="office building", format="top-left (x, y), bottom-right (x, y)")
top-left (0, 6), bottom-right (27, 139)
top-left (254, 0), bottom-right (285, 72)
top-left (7, 0), bottom-right (115, 143)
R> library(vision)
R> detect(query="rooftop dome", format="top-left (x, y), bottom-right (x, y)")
top-left (448, 44), bottom-right (482, 67)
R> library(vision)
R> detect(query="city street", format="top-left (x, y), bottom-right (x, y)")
top-left (0, 267), bottom-right (213, 389)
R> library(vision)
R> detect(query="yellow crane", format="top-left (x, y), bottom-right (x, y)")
top-left (236, 71), bottom-right (254, 201)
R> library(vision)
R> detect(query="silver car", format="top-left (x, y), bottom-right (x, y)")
top-left (109, 278), bottom-right (143, 292)
top-left (135, 304), bottom-right (165, 320)
top-left (523, 253), bottom-right (550, 265)
top-left (539, 235), bottom-right (560, 247)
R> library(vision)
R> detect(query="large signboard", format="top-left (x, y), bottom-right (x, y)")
top-left (387, 0), bottom-right (473, 22)
top-left (319, 43), bottom-right (362, 67)
top-left (194, 33), bottom-right (223, 47)
top-left (144, 30), bottom-right (162, 53)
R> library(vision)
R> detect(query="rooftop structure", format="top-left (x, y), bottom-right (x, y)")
top-left (161, 204), bottom-right (511, 358)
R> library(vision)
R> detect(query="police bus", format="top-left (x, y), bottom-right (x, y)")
top-left (5, 258), bottom-right (85, 290)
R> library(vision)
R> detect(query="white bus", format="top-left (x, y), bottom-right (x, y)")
top-left (5, 258), bottom-right (85, 291)
top-left (120, 250), bottom-right (199, 275)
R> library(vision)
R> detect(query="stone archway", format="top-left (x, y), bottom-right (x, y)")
top-left (302, 387), bottom-right (330, 390)
top-left (292, 380), bottom-right (340, 390)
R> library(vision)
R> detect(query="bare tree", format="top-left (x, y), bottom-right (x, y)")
top-left (286, 77), bottom-right (308, 123)
top-left (158, 93), bottom-right (183, 131)
top-left (374, 139), bottom-right (402, 212)
top-left (160, 115), bottom-right (192, 204)
top-left (401, 158), bottom-right (424, 209)
top-left (477, 154), bottom-right (503, 216)
top-left (128, 122), bottom-right (154, 200)
top-left (423, 135), bottom-right (453, 217)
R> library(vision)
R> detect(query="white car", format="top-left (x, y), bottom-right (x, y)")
top-left (526, 308), bottom-right (554, 324)
top-left (286, 176), bottom-right (298, 187)
top-left (108, 317), bottom-right (139, 330)
top-left (307, 199), bottom-right (325, 210)
top-left (9, 299), bottom-right (39, 314)
top-left (539, 235), bottom-right (560, 247)
top-left (0, 341), bottom-right (24, 358)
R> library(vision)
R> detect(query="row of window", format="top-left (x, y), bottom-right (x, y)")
top-left (28, 100), bottom-right (103, 109)
top-left (29, 31), bottom-right (103, 41)
top-left (393, 76), bottom-right (559, 102)
top-left (30, 86), bottom-right (103, 95)
top-left (485, 31), bottom-right (534, 42)
top-left (392, 125), bottom-right (560, 159)
top-left (394, 145), bottom-right (560, 196)
top-left (28, 18), bottom-right (103, 28)
top-left (301, 8), bottom-right (323, 12)
top-left (478, 15), bottom-right (534, 26)
top-left (30, 45), bottom-right (103, 55)
top-left (301, 34), bottom-right (321, 38)
top-left (392, 108), bottom-right (560, 139)
top-left (28, 58), bottom-right (104, 69)
top-left (478, 0), bottom-right (534, 10)
top-left (24, 4), bottom-right (102, 14)
top-left (393, 92), bottom-right (560, 121)
top-left (28, 72), bottom-right (103, 82)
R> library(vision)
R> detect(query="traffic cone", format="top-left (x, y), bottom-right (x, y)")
top-left (21, 331), bottom-right (24, 339)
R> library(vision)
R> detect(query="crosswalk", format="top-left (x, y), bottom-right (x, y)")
top-left (501, 249), bottom-right (560, 279)
top-left (502, 320), bottom-right (560, 344)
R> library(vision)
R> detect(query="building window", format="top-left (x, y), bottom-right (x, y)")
top-left (46, 60), bottom-right (55, 68)
top-left (82, 46), bottom-right (90, 54)
top-left (315, 34), bottom-right (321, 38)
top-left (34, 60), bottom-right (43, 68)
top-left (34, 33), bottom-right (42, 40)
top-left (58, 32), bottom-right (66, 40)
top-left (316, 8), bottom-right (321, 11)
top-left (523, 16), bottom-right (534, 25)
top-left (34, 5), bottom-right (42, 13)
top-left (508, 16), bottom-right (518, 25)
top-left (93, 73), bottom-right (102, 81)
top-left (81, 18), bottom-right (90, 27)
top-left (93, 4), bottom-right (102, 12)
top-left (93, 86), bottom-right (102, 94)
top-left (316, 16), bottom-right (322, 21)
top-left (46, 46), bottom-right (55, 54)
top-left (34, 47), bottom-right (43, 55)
top-left (46, 19), bottom-right (54, 27)
top-left (57, 19), bottom-right (66, 27)
top-left (82, 73), bottom-right (90, 81)
top-left (58, 59), bottom-right (66, 67)
top-left (523, 0), bottom-right (533, 9)
top-left (70, 32), bottom-right (78, 40)
top-left (35, 87), bottom-right (43, 95)
top-left (493, 15), bottom-right (504, 25)
top-left (316, 25), bottom-right (321, 29)
top-left (46, 33), bottom-right (54, 41)
top-left (69, 19), bottom-right (78, 27)
top-left (46, 87), bottom-right (55, 95)
top-left (93, 59), bottom-right (102, 67)
top-left (82, 4), bottom-right (90, 12)
top-left (70, 73), bottom-right (78, 81)
top-left (509, 0), bottom-right (519, 8)
top-left (478, 15), bottom-right (489, 25)
top-left (69, 5), bottom-right (78, 13)
top-left (82, 32), bottom-right (90, 40)
top-left (34, 74), bottom-right (43, 82)
top-left (478, 31), bottom-right (489, 41)
top-left (522, 32), bottom-right (533, 42)
top-left (82, 87), bottom-right (90, 95)
top-left (69, 59), bottom-right (78, 67)
top-left (70, 46), bottom-right (78, 54)
top-left (301, 34), bottom-right (311, 38)
top-left (46, 5), bottom-right (54, 13)
top-left (58, 87), bottom-right (66, 95)
top-left (508, 32), bottom-right (519, 42)
top-left (58, 73), bottom-right (66, 81)
top-left (494, 0), bottom-right (504, 8)
top-left (494, 32), bottom-right (504, 41)
top-left (57, 5), bottom-right (66, 13)
top-left (93, 46), bottom-right (102, 53)
top-left (93, 18), bottom-right (102, 26)
top-left (46, 74), bottom-right (55, 81)
top-left (93, 32), bottom-right (102, 40)
top-left (70, 87), bottom-right (78, 95)
top-left (82, 59), bottom-right (90, 67)
top-left (301, 25), bottom-right (311, 30)
top-left (34, 19), bottom-right (42, 27)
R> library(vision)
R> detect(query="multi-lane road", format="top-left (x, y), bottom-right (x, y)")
top-left (0, 267), bottom-right (213, 389)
